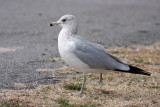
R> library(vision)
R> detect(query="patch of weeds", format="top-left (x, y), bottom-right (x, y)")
top-left (142, 82), bottom-right (147, 87)
top-left (128, 77), bottom-right (141, 86)
top-left (21, 93), bottom-right (30, 97)
top-left (0, 104), bottom-right (25, 107)
top-left (41, 86), bottom-right (51, 94)
top-left (151, 83), bottom-right (155, 85)
top-left (128, 81), bottom-right (132, 86)
top-left (36, 91), bottom-right (40, 95)
top-left (94, 97), bottom-right (99, 100)
top-left (130, 78), bottom-right (141, 82)
top-left (55, 98), bottom-right (69, 106)
top-left (88, 74), bottom-right (93, 78)
top-left (101, 90), bottom-right (113, 95)
top-left (72, 77), bottom-right (83, 81)
top-left (43, 96), bottom-right (48, 101)
top-left (149, 86), bottom-right (159, 89)
top-left (132, 59), bottom-right (144, 63)
top-left (132, 90), bottom-right (136, 93)
top-left (108, 77), bottom-right (113, 81)
top-left (64, 84), bottom-right (82, 91)
top-left (88, 74), bottom-right (97, 80)
top-left (55, 98), bottom-right (95, 107)
top-left (72, 77), bottom-right (76, 80)
top-left (97, 104), bottom-right (101, 106)
top-left (151, 100), bottom-right (157, 104)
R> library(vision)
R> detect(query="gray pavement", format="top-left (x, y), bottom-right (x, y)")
top-left (0, 0), bottom-right (160, 89)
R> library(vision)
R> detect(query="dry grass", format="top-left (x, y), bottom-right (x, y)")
top-left (0, 42), bottom-right (160, 107)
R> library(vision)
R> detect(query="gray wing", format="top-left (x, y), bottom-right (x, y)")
top-left (91, 41), bottom-right (127, 64)
top-left (72, 36), bottom-right (129, 71)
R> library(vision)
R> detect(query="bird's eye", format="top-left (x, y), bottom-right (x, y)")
top-left (62, 19), bottom-right (66, 22)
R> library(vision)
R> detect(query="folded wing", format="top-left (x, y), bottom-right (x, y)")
top-left (72, 36), bottom-right (130, 71)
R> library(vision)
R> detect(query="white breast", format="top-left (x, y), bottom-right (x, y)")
top-left (58, 29), bottom-right (89, 70)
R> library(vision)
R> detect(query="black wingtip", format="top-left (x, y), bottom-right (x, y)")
top-left (115, 65), bottom-right (151, 76)
top-left (128, 65), bottom-right (151, 76)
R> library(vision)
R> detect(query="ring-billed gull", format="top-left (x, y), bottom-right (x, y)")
top-left (49, 14), bottom-right (151, 94)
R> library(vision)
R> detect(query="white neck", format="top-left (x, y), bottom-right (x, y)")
top-left (60, 27), bottom-right (78, 37)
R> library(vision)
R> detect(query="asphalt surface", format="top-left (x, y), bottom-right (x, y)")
top-left (0, 0), bottom-right (160, 89)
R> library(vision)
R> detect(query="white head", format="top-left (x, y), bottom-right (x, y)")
top-left (49, 14), bottom-right (78, 34)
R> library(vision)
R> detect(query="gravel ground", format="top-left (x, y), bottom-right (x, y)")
top-left (0, 0), bottom-right (160, 89)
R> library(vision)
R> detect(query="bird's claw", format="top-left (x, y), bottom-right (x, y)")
top-left (72, 91), bottom-right (82, 95)
top-left (97, 83), bottom-right (102, 89)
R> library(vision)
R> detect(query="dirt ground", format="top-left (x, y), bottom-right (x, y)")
top-left (0, 42), bottom-right (159, 107)
top-left (0, 0), bottom-right (160, 89)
